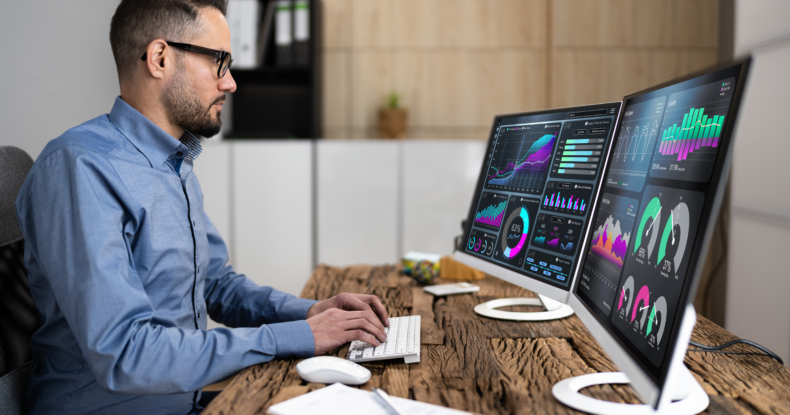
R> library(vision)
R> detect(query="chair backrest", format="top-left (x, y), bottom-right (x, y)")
top-left (0, 146), bottom-right (40, 415)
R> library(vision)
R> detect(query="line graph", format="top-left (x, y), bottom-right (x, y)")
top-left (605, 96), bottom-right (665, 192)
top-left (485, 130), bottom-right (558, 194)
top-left (612, 120), bottom-right (660, 164)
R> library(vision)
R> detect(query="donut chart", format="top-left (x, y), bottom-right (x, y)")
top-left (494, 196), bottom-right (540, 266)
top-left (502, 206), bottom-right (530, 259)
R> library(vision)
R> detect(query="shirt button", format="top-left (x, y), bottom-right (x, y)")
top-left (177, 151), bottom-right (183, 157)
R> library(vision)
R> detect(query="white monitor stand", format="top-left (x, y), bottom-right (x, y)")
top-left (474, 294), bottom-right (574, 321)
top-left (551, 305), bottom-right (709, 415)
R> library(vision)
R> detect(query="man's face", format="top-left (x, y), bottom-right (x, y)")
top-left (161, 7), bottom-right (236, 138)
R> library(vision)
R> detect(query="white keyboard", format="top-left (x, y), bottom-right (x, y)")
top-left (346, 315), bottom-right (421, 364)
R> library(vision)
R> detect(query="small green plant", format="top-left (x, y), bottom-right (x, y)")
top-left (386, 91), bottom-right (401, 109)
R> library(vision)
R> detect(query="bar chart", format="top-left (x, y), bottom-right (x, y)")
top-left (650, 78), bottom-right (735, 182)
top-left (541, 181), bottom-right (593, 217)
top-left (550, 119), bottom-right (611, 181)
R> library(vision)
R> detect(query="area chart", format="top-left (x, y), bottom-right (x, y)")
top-left (486, 128), bottom-right (558, 194)
top-left (473, 192), bottom-right (509, 230)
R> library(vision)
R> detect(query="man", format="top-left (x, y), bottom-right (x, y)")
top-left (15, 1), bottom-right (388, 414)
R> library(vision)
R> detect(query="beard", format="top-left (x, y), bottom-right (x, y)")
top-left (161, 64), bottom-right (223, 138)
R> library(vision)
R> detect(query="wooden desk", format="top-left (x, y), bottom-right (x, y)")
top-left (203, 264), bottom-right (790, 415)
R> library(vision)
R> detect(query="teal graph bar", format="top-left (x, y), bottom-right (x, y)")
top-left (566, 139), bottom-right (589, 144)
top-left (563, 151), bottom-right (593, 156)
top-left (561, 157), bottom-right (589, 162)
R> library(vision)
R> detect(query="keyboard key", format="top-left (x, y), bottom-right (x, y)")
top-left (363, 348), bottom-right (373, 358)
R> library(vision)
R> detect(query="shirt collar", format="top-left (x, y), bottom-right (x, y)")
top-left (108, 96), bottom-right (202, 168)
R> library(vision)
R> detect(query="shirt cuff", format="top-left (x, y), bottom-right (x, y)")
top-left (277, 297), bottom-right (319, 321)
top-left (267, 320), bottom-right (315, 359)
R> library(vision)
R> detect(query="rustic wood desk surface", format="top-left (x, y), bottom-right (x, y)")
top-left (203, 264), bottom-right (790, 415)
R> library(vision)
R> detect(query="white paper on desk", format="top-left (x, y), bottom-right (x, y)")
top-left (268, 383), bottom-right (469, 415)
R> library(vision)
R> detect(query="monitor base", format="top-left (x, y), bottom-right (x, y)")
top-left (473, 295), bottom-right (574, 321)
top-left (551, 365), bottom-right (709, 415)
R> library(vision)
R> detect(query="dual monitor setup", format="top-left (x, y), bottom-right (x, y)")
top-left (454, 59), bottom-right (751, 414)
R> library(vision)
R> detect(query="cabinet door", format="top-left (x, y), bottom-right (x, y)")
top-left (317, 141), bottom-right (398, 266)
top-left (233, 141), bottom-right (314, 297)
top-left (192, 139), bottom-right (232, 258)
top-left (402, 140), bottom-right (487, 256)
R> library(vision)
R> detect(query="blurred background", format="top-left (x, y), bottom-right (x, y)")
top-left (0, 0), bottom-right (787, 365)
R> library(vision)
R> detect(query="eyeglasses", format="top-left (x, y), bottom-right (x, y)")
top-left (140, 41), bottom-right (233, 78)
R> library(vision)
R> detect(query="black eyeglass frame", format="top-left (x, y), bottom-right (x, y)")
top-left (140, 41), bottom-right (233, 78)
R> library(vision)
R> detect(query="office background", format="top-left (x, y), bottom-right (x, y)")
top-left (0, 0), bottom-right (787, 366)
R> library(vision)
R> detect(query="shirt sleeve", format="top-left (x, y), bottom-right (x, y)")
top-left (16, 145), bottom-right (314, 395)
top-left (195, 176), bottom-right (318, 328)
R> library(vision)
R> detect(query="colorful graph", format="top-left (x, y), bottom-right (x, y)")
top-left (467, 229), bottom-right (496, 257)
top-left (530, 213), bottom-right (583, 256)
top-left (494, 196), bottom-right (540, 267)
top-left (633, 197), bottom-right (662, 260)
top-left (541, 181), bottom-right (593, 217)
top-left (650, 78), bottom-right (736, 183)
top-left (590, 217), bottom-right (630, 268)
top-left (544, 192), bottom-right (586, 212)
top-left (475, 200), bottom-right (507, 228)
top-left (616, 276), bottom-right (668, 345)
top-left (657, 107), bottom-right (724, 161)
top-left (580, 194), bottom-right (639, 316)
top-left (486, 131), bottom-right (557, 193)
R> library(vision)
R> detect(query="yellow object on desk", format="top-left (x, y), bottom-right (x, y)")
top-left (439, 255), bottom-right (485, 280)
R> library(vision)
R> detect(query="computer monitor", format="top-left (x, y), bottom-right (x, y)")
top-left (563, 59), bottom-right (751, 414)
top-left (454, 102), bottom-right (622, 320)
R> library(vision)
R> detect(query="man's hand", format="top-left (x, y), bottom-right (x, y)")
top-left (305, 293), bottom-right (391, 355)
top-left (306, 293), bottom-right (390, 326)
top-left (307, 308), bottom-right (388, 355)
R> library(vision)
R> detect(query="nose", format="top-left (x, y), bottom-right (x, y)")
top-left (220, 70), bottom-right (237, 93)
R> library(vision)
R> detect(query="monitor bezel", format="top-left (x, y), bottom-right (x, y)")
top-left (568, 57), bottom-right (752, 408)
top-left (456, 102), bottom-right (623, 304)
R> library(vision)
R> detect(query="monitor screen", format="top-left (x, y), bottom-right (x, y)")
top-left (573, 62), bottom-right (747, 383)
top-left (462, 103), bottom-right (621, 291)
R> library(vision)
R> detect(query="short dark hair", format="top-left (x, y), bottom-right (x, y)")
top-left (110, 0), bottom-right (228, 82)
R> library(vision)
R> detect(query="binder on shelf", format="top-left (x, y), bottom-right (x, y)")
top-left (257, 0), bottom-right (277, 67)
top-left (228, 0), bottom-right (261, 69)
top-left (275, 0), bottom-right (293, 66)
top-left (293, 0), bottom-right (310, 66)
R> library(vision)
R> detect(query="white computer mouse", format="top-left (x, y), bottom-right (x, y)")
top-left (296, 356), bottom-right (371, 385)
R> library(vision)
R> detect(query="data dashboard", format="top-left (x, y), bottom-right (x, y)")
top-left (464, 104), bottom-right (621, 290)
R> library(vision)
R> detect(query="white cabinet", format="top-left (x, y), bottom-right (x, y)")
top-left (233, 141), bottom-right (314, 297)
top-left (193, 139), bottom-right (233, 259)
top-left (402, 141), bottom-right (486, 256)
top-left (317, 141), bottom-right (399, 266)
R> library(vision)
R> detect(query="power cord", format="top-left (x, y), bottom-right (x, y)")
top-left (688, 339), bottom-right (784, 365)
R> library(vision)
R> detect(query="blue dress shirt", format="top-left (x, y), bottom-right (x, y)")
top-left (15, 97), bottom-right (317, 415)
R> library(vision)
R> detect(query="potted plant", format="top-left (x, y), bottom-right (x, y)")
top-left (378, 91), bottom-right (408, 139)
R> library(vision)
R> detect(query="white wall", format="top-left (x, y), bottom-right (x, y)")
top-left (0, 0), bottom-right (121, 159)
top-left (727, 0), bottom-right (790, 366)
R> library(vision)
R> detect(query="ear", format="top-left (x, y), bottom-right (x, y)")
top-left (143, 39), bottom-right (171, 80)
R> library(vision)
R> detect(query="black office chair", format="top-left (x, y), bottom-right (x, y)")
top-left (0, 146), bottom-right (41, 415)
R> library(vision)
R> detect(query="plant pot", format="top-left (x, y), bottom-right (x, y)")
top-left (378, 108), bottom-right (408, 139)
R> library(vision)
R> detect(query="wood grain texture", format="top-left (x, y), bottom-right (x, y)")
top-left (205, 265), bottom-right (790, 415)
